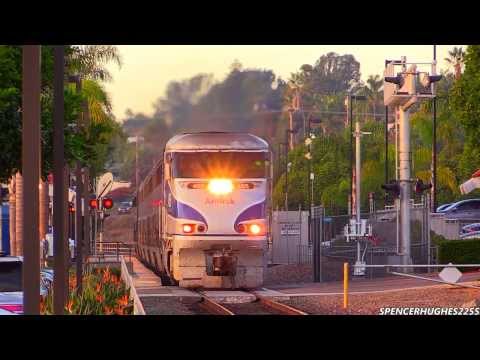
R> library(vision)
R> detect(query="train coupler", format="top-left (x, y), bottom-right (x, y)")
top-left (205, 246), bottom-right (238, 276)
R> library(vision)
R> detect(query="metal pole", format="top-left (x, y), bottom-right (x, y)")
top-left (349, 95), bottom-right (353, 215)
top-left (355, 120), bottom-right (362, 267)
top-left (285, 131), bottom-right (289, 212)
top-left (22, 45), bottom-right (41, 315)
top-left (307, 118), bottom-right (311, 248)
top-left (355, 121), bottom-right (361, 228)
top-left (75, 165), bottom-right (82, 291)
top-left (431, 45), bottom-right (437, 212)
top-left (343, 262), bottom-right (349, 309)
top-left (74, 78), bottom-right (83, 293)
top-left (399, 106), bottom-right (411, 267)
top-left (135, 136), bottom-right (139, 193)
top-left (82, 97), bottom-right (91, 259)
top-left (53, 46), bottom-right (67, 315)
top-left (385, 106), bottom-right (389, 206)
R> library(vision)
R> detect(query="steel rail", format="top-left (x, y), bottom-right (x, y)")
top-left (256, 295), bottom-right (308, 315)
top-left (199, 296), bottom-right (235, 315)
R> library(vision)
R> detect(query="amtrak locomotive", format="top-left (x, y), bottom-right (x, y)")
top-left (135, 132), bottom-right (272, 288)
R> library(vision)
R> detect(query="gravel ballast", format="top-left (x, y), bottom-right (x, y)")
top-left (280, 285), bottom-right (480, 315)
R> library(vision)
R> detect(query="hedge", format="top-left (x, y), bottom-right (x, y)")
top-left (432, 232), bottom-right (480, 269)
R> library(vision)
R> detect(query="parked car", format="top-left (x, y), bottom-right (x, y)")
top-left (460, 223), bottom-right (480, 239)
top-left (0, 257), bottom-right (53, 315)
top-left (441, 198), bottom-right (480, 220)
top-left (436, 203), bottom-right (452, 213)
top-left (117, 201), bottom-right (132, 214)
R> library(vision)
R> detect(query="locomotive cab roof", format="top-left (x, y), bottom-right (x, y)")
top-left (165, 132), bottom-right (269, 152)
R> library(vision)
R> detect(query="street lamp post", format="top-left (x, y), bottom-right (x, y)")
top-left (431, 45), bottom-right (437, 212)
top-left (345, 94), bottom-right (367, 215)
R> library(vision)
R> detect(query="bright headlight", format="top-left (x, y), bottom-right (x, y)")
top-left (208, 179), bottom-right (233, 195)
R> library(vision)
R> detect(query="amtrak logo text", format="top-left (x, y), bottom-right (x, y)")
top-left (205, 197), bottom-right (234, 206)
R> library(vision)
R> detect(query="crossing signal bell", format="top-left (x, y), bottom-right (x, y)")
top-left (414, 179), bottom-right (432, 194)
top-left (381, 181), bottom-right (400, 198)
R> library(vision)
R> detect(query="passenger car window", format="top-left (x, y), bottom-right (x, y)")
top-left (0, 261), bottom-right (22, 292)
top-left (455, 202), bottom-right (473, 211)
top-left (471, 201), bottom-right (480, 210)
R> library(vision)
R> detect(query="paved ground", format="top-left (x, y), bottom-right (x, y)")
top-left (268, 271), bottom-right (480, 295)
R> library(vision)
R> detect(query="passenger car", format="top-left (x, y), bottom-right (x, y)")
top-left (0, 257), bottom-right (53, 315)
top-left (436, 203), bottom-right (452, 213)
top-left (440, 199), bottom-right (480, 219)
top-left (117, 201), bottom-right (132, 214)
top-left (460, 223), bottom-right (480, 239)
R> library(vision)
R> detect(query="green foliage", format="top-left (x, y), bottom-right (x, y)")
top-left (0, 45), bottom-right (123, 182)
top-left (451, 45), bottom-right (480, 179)
top-left (436, 237), bottom-right (480, 268)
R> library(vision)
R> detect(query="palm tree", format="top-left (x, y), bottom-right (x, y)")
top-left (364, 74), bottom-right (383, 120)
top-left (67, 45), bottom-right (122, 82)
top-left (444, 46), bottom-right (465, 80)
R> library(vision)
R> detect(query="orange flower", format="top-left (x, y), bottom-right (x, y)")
top-left (65, 300), bottom-right (74, 314)
top-left (104, 306), bottom-right (114, 315)
top-left (95, 294), bottom-right (104, 303)
top-left (113, 306), bottom-right (124, 315)
top-left (95, 283), bottom-right (102, 292)
top-left (117, 294), bottom-right (129, 307)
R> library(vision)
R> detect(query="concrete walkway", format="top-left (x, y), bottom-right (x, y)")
top-left (128, 257), bottom-right (165, 296)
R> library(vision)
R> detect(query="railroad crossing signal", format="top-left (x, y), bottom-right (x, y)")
top-left (102, 197), bottom-right (113, 210)
top-left (89, 199), bottom-right (98, 209)
top-left (381, 181), bottom-right (400, 198)
top-left (414, 178), bottom-right (433, 194)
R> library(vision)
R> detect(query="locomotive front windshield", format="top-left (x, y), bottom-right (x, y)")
top-left (172, 152), bottom-right (268, 179)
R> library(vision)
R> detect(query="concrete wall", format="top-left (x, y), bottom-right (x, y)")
top-left (120, 256), bottom-right (145, 315)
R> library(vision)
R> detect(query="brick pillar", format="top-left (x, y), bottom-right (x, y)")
top-left (15, 172), bottom-right (23, 256)
top-left (8, 176), bottom-right (16, 256)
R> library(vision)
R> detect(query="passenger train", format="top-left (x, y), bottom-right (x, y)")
top-left (134, 132), bottom-right (272, 288)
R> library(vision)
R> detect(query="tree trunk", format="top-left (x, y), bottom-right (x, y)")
top-left (15, 172), bottom-right (23, 256)
top-left (8, 176), bottom-right (16, 256)
top-left (455, 63), bottom-right (461, 80)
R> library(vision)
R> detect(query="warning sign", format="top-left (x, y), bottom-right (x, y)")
top-left (280, 222), bottom-right (301, 235)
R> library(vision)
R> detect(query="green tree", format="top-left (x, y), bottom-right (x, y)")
top-left (451, 45), bottom-right (480, 180)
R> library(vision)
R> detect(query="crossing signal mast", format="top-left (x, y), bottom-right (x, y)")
top-left (383, 56), bottom-right (440, 268)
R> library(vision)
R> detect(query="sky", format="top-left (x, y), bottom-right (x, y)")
top-left (104, 45), bottom-right (463, 121)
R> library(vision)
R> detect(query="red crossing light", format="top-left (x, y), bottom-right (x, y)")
top-left (102, 198), bottom-right (114, 210)
top-left (89, 199), bottom-right (98, 209)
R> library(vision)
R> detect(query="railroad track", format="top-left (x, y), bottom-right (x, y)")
top-left (198, 292), bottom-right (308, 315)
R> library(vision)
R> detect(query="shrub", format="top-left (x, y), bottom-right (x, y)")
top-left (434, 235), bottom-right (480, 270)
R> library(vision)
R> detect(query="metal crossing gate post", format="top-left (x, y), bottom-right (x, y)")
top-left (312, 206), bottom-right (324, 282)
